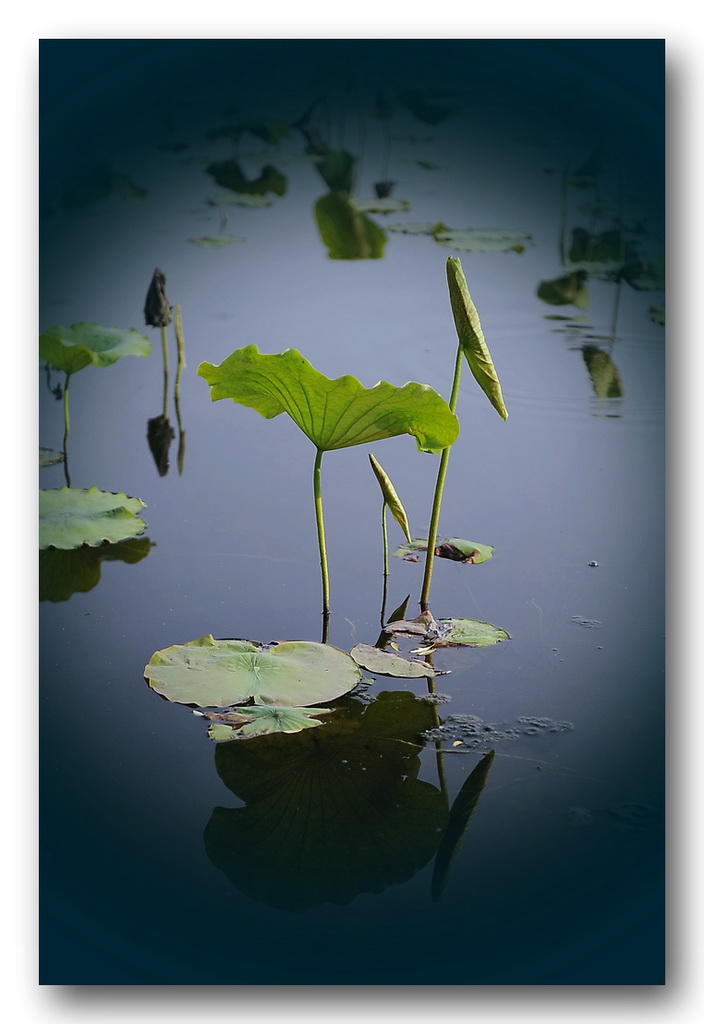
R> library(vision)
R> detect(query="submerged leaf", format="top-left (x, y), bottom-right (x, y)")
top-left (39, 322), bottom-right (151, 375)
top-left (144, 635), bottom-right (361, 708)
top-left (350, 643), bottom-right (435, 678)
top-left (39, 487), bottom-right (147, 550)
top-left (446, 257), bottom-right (508, 420)
top-left (198, 346), bottom-right (459, 454)
top-left (369, 454), bottom-right (412, 542)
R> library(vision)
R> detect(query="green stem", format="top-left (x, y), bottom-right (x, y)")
top-left (419, 344), bottom-right (464, 612)
top-left (381, 501), bottom-right (389, 578)
top-left (313, 448), bottom-right (330, 641)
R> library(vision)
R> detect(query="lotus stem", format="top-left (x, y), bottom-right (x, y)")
top-left (313, 448), bottom-right (331, 640)
top-left (420, 344), bottom-right (464, 612)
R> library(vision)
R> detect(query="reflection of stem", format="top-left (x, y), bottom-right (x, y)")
top-left (559, 162), bottom-right (569, 266)
top-left (174, 304), bottom-right (186, 471)
top-left (62, 371), bottom-right (72, 487)
top-left (313, 448), bottom-right (330, 641)
top-left (608, 277), bottom-right (623, 351)
top-left (424, 655), bottom-right (449, 804)
top-left (161, 325), bottom-right (169, 419)
top-left (419, 344), bottom-right (464, 611)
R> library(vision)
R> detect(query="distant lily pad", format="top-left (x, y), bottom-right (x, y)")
top-left (350, 643), bottom-right (435, 678)
top-left (436, 619), bottom-right (510, 647)
top-left (39, 447), bottom-right (64, 467)
top-left (144, 635), bottom-right (362, 708)
top-left (435, 227), bottom-right (532, 254)
top-left (39, 486), bottom-right (147, 550)
top-left (187, 235), bottom-right (245, 247)
top-left (203, 705), bottom-right (335, 741)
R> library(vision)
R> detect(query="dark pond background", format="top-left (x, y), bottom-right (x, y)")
top-left (39, 39), bottom-right (665, 985)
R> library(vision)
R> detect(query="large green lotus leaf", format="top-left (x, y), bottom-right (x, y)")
top-left (314, 191), bottom-right (386, 259)
top-left (144, 635), bottom-right (361, 707)
top-left (39, 536), bottom-right (153, 602)
top-left (204, 691), bottom-right (448, 911)
top-left (39, 487), bottom-right (147, 550)
top-left (39, 322), bottom-right (151, 375)
top-left (198, 346), bottom-right (459, 454)
top-left (204, 705), bottom-right (335, 741)
top-left (350, 643), bottom-right (434, 678)
top-left (446, 257), bottom-right (508, 420)
top-left (394, 537), bottom-right (494, 564)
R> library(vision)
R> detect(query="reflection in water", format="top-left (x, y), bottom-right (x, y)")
top-left (39, 536), bottom-right (153, 602)
top-left (144, 274), bottom-right (187, 476)
top-left (204, 692), bottom-right (449, 912)
top-left (314, 191), bottom-right (386, 260)
top-left (581, 345), bottom-right (624, 399)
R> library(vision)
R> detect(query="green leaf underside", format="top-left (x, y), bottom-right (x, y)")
top-left (394, 538), bottom-right (494, 563)
top-left (144, 635), bottom-right (361, 708)
top-left (39, 487), bottom-right (147, 549)
top-left (207, 705), bottom-right (335, 741)
top-left (368, 454), bottom-right (412, 542)
top-left (446, 257), bottom-right (508, 420)
top-left (39, 322), bottom-right (151, 375)
top-left (198, 346), bottom-right (459, 454)
top-left (350, 643), bottom-right (434, 678)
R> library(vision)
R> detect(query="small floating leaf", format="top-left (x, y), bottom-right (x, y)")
top-left (436, 619), bottom-right (510, 647)
top-left (198, 346), bottom-right (459, 455)
top-left (394, 538), bottom-right (494, 564)
top-left (369, 454), bottom-right (412, 543)
top-left (39, 486), bottom-right (147, 549)
top-left (446, 257), bottom-right (508, 420)
top-left (187, 235), bottom-right (245, 247)
top-left (39, 322), bottom-right (151, 375)
top-left (205, 705), bottom-right (335, 741)
top-left (350, 643), bottom-right (435, 678)
top-left (144, 635), bottom-right (361, 708)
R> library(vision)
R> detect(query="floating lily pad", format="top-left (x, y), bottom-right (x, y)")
top-left (39, 487), bottom-right (147, 550)
top-left (198, 346), bottom-right (459, 455)
top-left (387, 221), bottom-right (446, 236)
top-left (351, 198), bottom-right (411, 215)
top-left (39, 447), bottom-right (64, 467)
top-left (203, 705), bottom-right (335, 741)
top-left (187, 235), bottom-right (245, 247)
top-left (350, 643), bottom-right (435, 678)
top-left (436, 227), bottom-right (532, 254)
top-left (39, 322), bottom-right (151, 375)
top-left (394, 538), bottom-right (494, 564)
top-left (436, 619), bottom-right (510, 647)
top-left (144, 635), bottom-right (362, 708)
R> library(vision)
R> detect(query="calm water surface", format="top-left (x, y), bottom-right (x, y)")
top-left (39, 40), bottom-right (665, 984)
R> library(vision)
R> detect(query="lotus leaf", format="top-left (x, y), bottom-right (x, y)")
top-left (204, 705), bottom-right (335, 741)
top-left (350, 643), bottom-right (435, 678)
top-left (39, 322), bottom-right (151, 376)
top-left (144, 635), bottom-right (361, 708)
top-left (395, 538), bottom-right (494, 564)
top-left (436, 618), bottom-right (511, 647)
top-left (39, 487), bottom-right (147, 550)
top-left (446, 258), bottom-right (508, 420)
top-left (198, 346), bottom-right (459, 454)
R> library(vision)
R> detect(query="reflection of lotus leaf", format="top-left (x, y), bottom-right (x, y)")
top-left (351, 197), bottom-right (411, 215)
top-left (314, 191), bottom-right (386, 259)
top-left (432, 750), bottom-right (495, 900)
top-left (205, 158), bottom-right (286, 196)
top-left (144, 635), bottom-right (361, 708)
top-left (537, 272), bottom-right (589, 309)
top-left (39, 487), bottom-right (147, 550)
top-left (204, 692), bottom-right (448, 911)
top-left (39, 537), bottom-right (153, 602)
top-left (435, 227), bottom-right (532, 254)
top-left (581, 346), bottom-right (624, 399)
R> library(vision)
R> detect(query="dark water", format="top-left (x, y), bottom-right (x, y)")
top-left (39, 40), bottom-right (665, 985)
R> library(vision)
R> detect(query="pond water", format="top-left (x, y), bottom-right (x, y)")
top-left (39, 40), bottom-right (665, 985)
